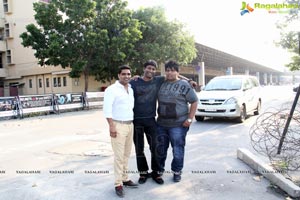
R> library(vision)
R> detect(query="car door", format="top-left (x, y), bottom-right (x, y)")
top-left (243, 78), bottom-right (256, 112)
top-left (249, 77), bottom-right (260, 110)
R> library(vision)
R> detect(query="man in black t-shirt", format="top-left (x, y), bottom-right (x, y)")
top-left (130, 60), bottom-right (165, 185)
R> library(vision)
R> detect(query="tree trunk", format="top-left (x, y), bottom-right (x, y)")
top-left (84, 71), bottom-right (89, 93)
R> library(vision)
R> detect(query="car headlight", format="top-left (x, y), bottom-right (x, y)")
top-left (224, 97), bottom-right (238, 105)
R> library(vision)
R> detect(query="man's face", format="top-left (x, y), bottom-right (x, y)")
top-left (143, 65), bottom-right (156, 79)
top-left (165, 67), bottom-right (178, 81)
top-left (118, 69), bottom-right (131, 85)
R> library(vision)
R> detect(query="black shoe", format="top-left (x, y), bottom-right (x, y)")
top-left (138, 176), bottom-right (148, 184)
top-left (123, 180), bottom-right (138, 188)
top-left (152, 176), bottom-right (164, 185)
top-left (173, 174), bottom-right (181, 182)
top-left (115, 185), bottom-right (124, 198)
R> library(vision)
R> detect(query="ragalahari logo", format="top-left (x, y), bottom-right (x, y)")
top-left (240, 2), bottom-right (254, 15)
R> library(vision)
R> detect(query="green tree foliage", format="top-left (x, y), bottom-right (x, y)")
top-left (20, 0), bottom-right (142, 92)
top-left (131, 7), bottom-right (197, 71)
top-left (277, 0), bottom-right (300, 71)
top-left (92, 0), bottom-right (142, 82)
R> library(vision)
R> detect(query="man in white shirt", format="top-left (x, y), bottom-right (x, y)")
top-left (103, 65), bottom-right (138, 198)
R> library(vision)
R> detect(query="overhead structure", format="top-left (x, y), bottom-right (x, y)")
top-left (190, 43), bottom-right (283, 84)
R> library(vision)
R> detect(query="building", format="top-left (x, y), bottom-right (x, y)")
top-left (0, 0), bottom-right (107, 97)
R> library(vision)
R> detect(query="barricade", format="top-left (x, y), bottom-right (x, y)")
top-left (0, 92), bottom-right (104, 120)
top-left (0, 97), bottom-right (19, 119)
top-left (85, 92), bottom-right (104, 109)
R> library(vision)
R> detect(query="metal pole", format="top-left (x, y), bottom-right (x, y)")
top-left (298, 32), bottom-right (300, 55)
top-left (277, 32), bottom-right (300, 154)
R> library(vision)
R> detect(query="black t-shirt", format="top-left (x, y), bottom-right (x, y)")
top-left (130, 76), bottom-right (165, 119)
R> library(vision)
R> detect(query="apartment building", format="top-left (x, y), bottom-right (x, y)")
top-left (0, 0), bottom-right (107, 97)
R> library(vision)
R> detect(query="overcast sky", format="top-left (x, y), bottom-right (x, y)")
top-left (127, 0), bottom-right (297, 71)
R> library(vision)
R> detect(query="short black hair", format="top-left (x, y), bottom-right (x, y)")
top-left (165, 60), bottom-right (179, 72)
top-left (143, 60), bottom-right (157, 68)
top-left (118, 65), bottom-right (131, 74)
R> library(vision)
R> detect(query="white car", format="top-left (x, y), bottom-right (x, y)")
top-left (195, 75), bottom-right (261, 123)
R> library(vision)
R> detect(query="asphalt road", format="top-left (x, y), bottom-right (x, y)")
top-left (0, 85), bottom-right (297, 200)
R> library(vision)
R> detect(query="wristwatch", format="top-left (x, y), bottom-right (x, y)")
top-left (187, 118), bottom-right (192, 123)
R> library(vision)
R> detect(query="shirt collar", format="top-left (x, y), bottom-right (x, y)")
top-left (116, 80), bottom-right (131, 88)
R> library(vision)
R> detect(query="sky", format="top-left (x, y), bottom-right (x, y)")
top-left (126, 0), bottom-right (299, 71)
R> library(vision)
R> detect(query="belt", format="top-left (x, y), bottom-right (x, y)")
top-left (113, 120), bottom-right (133, 124)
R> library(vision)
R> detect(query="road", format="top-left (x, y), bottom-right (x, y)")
top-left (0, 85), bottom-right (297, 200)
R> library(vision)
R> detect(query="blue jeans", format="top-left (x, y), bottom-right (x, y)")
top-left (156, 125), bottom-right (189, 173)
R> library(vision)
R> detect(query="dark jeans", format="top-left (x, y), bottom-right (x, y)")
top-left (133, 118), bottom-right (161, 177)
top-left (156, 125), bottom-right (189, 173)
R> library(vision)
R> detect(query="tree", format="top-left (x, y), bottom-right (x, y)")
top-left (131, 7), bottom-right (197, 71)
top-left (92, 0), bottom-right (141, 81)
top-left (20, 0), bottom-right (142, 92)
top-left (276, 0), bottom-right (300, 71)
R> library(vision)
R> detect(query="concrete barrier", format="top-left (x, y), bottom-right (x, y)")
top-left (237, 148), bottom-right (300, 198)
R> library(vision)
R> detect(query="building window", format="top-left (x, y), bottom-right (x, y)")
top-left (4, 23), bottom-right (13, 38)
top-left (74, 78), bottom-right (79, 86)
top-left (0, 55), bottom-right (3, 68)
top-left (0, 29), bottom-right (4, 41)
top-left (46, 78), bottom-right (49, 87)
top-left (63, 77), bottom-right (67, 87)
top-left (57, 77), bottom-right (61, 87)
top-left (53, 77), bottom-right (57, 87)
top-left (3, 0), bottom-right (12, 13)
top-left (38, 79), bottom-right (42, 88)
top-left (6, 49), bottom-right (13, 64)
top-left (29, 79), bottom-right (32, 88)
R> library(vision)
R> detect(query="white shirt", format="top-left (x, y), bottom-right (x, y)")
top-left (103, 81), bottom-right (134, 121)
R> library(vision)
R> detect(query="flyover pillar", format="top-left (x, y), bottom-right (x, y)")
top-left (226, 67), bottom-right (233, 75)
top-left (245, 69), bottom-right (249, 75)
top-left (274, 75), bottom-right (279, 85)
top-left (256, 72), bottom-right (260, 81)
top-left (198, 62), bottom-right (205, 86)
top-left (160, 63), bottom-right (165, 76)
top-left (269, 74), bottom-right (273, 85)
top-left (264, 73), bottom-right (268, 85)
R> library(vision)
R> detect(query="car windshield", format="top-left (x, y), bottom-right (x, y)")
top-left (204, 78), bottom-right (242, 91)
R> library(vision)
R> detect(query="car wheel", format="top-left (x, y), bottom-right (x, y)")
top-left (195, 116), bottom-right (204, 121)
top-left (237, 105), bottom-right (246, 123)
top-left (254, 101), bottom-right (261, 115)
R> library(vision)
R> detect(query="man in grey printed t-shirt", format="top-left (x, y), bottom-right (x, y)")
top-left (156, 60), bottom-right (198, 183)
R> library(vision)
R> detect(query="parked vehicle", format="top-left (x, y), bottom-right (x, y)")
top-left (195, 75), bottom-right (261, 123)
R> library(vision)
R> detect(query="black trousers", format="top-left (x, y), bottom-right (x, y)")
top-left (133, 117), bottom-right (161, 177)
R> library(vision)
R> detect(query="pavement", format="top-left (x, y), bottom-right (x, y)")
top-left (0, 109), bottom-right (297, 200)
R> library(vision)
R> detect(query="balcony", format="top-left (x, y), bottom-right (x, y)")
top-left (0, 68), bottom-right (8, 78)
top-left (0, 40), bottom-right (5, 52)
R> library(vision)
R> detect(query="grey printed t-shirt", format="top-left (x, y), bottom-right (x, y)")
top-left (157, 79), bottom-right (198, 127)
